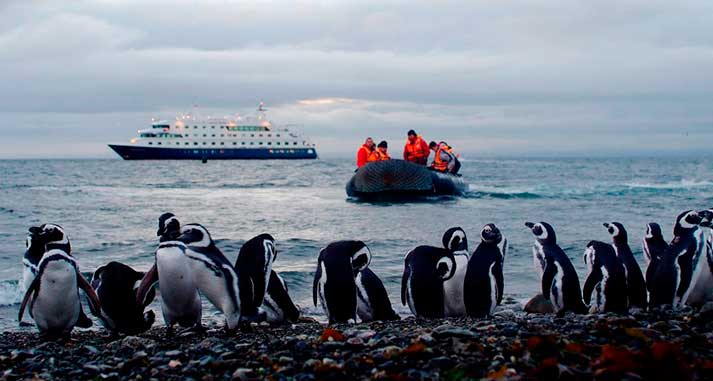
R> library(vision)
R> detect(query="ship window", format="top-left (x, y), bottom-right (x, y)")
top-left (250, 142), bottom-right (254, 145)
top-left (233, 142), bottom-right (237, 145)
top-left (259, 142), bottom-right (263, 145)
top-left (211, 134), bottom-right (215, 137)
top-left (203, 134), bottom-right (207, 137)
top-left (242, 142), bottom-right (246, 145)
top-left (211, 126), bottom-right (215, 129)
top-left (185, 143), bottom-right (189, 146)
top-left (203, 142), bottom-right (207, 145)
top-left (157, 142), bottom-right (162, 145)
top-left (148, 142), bottom-right (153, 145)
top-left (285, 142), bottom-right (289, 145)
top-left (276, 142), bottom-right (280, 145)
top-left (293, 142), bottom-right (298, 145)
top-left (267, 142), bottom-right (271, 145)
top-left (268, 134), bottom-right (271, 137)
top-left (276, 134), bottom-right (280, 137)
top-left (176, 142), bottom-right (180, 146)
top-left (250, 134), bottom-right (254, 137)
top-left (220, 142), bottom-right (224, 145)
top-left (202, 126), bottom-right (206, 129)
top-left (211, 142), bottom-right (216, 145)
top-left (220, 134), bottom-right (224, 137)
top-left (259, 134), bottom-right (263, 137)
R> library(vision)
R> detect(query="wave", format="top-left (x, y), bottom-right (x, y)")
top-left (0, 279), bottom-right (21, 306)
top-left (466, 184), bottom-right (543, 199)
top-left (624, 179), bottom-right (713, 190)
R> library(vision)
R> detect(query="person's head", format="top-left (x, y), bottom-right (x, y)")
top-left (407, 130), bottom-right (417, 142)
top-left (377, 141), bottom-right (388, 152)
top-left (429, 141), bottom-right (438, 151)
top-left (364, 137), bottom-right (374, 148)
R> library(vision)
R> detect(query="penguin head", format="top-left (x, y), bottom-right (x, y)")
top-left (698, 209), bottom-right (713, 228)
top-left (442, 227), bottom-right (467, 253)
top-left (674, 210), bottom-right (702, 235)
top-left (603, 222), bottom-right (628, 243)
top-left (480, 223), bottom-right (502, 244)
top-left (321, 240), bottom-right (371, 276)
top-left (157, 213), bottom-right (181, 240)
top-left (36, 223), bottom-right (71, 252)
top-left (176, 223), bottom-right (214, 248)
top-left (525, 221), bottom-right (556, 244)
top-left (26, 225), bottom-right (44, 251)
top-left (645, 222), bottom-right (664, 240)
top-left (435, 254), bottom-right (456, 281)
top-left (583, 240), bottom-right (615, 267)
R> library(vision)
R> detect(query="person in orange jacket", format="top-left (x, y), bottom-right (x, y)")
top-left (356, 137), bottom-right (375, 168)
top-left (403, 130), bottom-right (429, 165)
top-left (429, 141), bottom-right (461, 174)
top-left (367, 141), bottom-right (391, 163)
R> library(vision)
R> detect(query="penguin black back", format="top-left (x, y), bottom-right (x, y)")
top-left (313, 240), bottom-right (371, 323)
top-left (604, 222), bottom-right (647, 309)
top-left (643, 222), bottom-right (667, 293)
top-left (464, 224), bottom-right (506, 318)
top-left (91, 261), bottom-right (156, 335)
top-left (582, 241), bottom-right (628, 314)
top-left (157, 213), bottom-right (181, 242)
top-left (356, 267), bottom-right (400, 321)
top-left (263, 270), bottom-right (300, 323)
top-left (401, 246), bottom-right (456, 318)
top-left (236, 233), bottom-right (276, 318)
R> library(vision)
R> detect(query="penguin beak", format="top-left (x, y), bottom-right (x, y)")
top-left (28, 226), bottom-right (42, 236)
top-left (524, 222), bottom-right (535, 229)
top-left (602, 223), bottom-right (610, 229)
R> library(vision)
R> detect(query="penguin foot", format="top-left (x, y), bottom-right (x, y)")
top-left (18, 321), bottom-right (33, 327)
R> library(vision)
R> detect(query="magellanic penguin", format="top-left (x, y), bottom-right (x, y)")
top-left (686, 209), bottom-right (713, 307)
top-left (356, 267), bottom-right (400, 322)
top-left (137, 241), bottom-right (202, 335)
top-left (313, 240), bottom-right (371, 324)
top-left (441, 227), bottom-right (469, 317)
top-left (649, 210), bottom-right (704, 308)
top-left (401, 245), bottom-right (456, 318)
top-left (604, 222), bottom-right (647, 309)
top-left (464, 223), bottom-right (507, 318)
top-left (18, 248), bottom-right (101, 339)
top-left (261, 270), bottom-right (300, 324)
top-left (235, 233), bottom-right (276, 321)
top-left (157, 212), bottom-right (181, 242)
top-left (91, 261), bottom-right (156, 335)
top-left (643, 222), bottom-right (668, 295)
top-left (175, 224), bottom-right (242, 330)
top-left (582, 241), bottom-right (628, 314)
top-left (526, 222), bottom-right (587, 315)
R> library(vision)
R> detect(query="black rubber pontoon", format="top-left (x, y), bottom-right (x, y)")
top-left (346, 160), bottom-right (467, 199)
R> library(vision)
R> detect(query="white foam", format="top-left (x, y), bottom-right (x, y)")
top-left (0, 280), bottom-right (21, 306)
top-left (625, 179), bottom-right (713, 189)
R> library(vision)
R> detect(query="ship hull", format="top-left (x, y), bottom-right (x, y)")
top-left (108, 145), bottom-right (318, 160)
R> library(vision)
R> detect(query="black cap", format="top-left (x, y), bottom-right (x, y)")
top-left (407, 129), bottom-right (416, 136)
top-left (377, 141), bottom-right (388, 148)
top-left (429, 141), bottom-right (437, 148)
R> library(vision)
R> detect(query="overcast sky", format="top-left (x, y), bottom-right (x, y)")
top-left (1, 0), bottom-right (712, 158)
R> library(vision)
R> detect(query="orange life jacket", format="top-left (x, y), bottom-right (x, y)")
top-left (368, 150), bottom-right (390, 162)
top-left (404, 135), bottom-right (429, 160)
top-left (357, 144), bottom-right (371, 167)
top-left (432, 143), bottom-right (455, 172)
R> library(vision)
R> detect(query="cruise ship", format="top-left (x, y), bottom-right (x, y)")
top-left (108, 103), bottom-right (318, 160)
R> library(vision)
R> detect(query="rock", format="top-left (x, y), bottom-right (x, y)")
top-left (165, 350), bottom-right (182, 357)
top-left (432, 326), bottom-right (478, 340)
top-left (524, 294), bottom-right (556, 314)
top-left (232, 368), bottom-right (254, 380)
top-left (110, 336), bottom-right (156, 351)
top-left (168, 360), bottom-right (182, 369)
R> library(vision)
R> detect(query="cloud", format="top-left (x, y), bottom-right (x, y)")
top-left (0, 0), bottom-right (712, 157)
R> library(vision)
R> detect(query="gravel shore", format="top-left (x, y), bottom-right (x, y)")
top-left (2, 308), bottom-right (713, 381)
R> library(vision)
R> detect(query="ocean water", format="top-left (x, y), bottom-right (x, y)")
top-left (1, 156), bottom-right (712, 330)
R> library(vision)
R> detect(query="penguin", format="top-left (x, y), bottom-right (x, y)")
top-left (234, 233), bottom-right (276, 321)
top-left (18, 248), bottom-right (101, 339)
top-left (441, 227), bottom-right (469, 317)
top-left (261, 270), bottom-right (300, 324)
top-left (401, 245), bottom-right (456, 318)
top-left (313, 240), bottom-right (371, 324)
top-left (582, 241), bottom-right (628, 314)
top-left (642, 222), bottom-right (667, 295)
top-left (175, 224), bottom-right (242, 330)
top-left (649, 210), bottom-right (704, 307)
top-left (604, 222), bottom-right (647, 309)
top-left (525, 221), bottom-right (587, 315)
top-left (19, 224), bottom-right (92, 329)
top-left (136, 241), bottom-right (203, 335)
top-left (463, 223), bottom-right (507, 318)
top-left (91, 261), bottom-right (156, 335)
top-left (356, 267), bottom-right (400, 322)
top-left (157, 212), bottom-right (181, 242)
top-left (685, 208), bottom-right (713, 307)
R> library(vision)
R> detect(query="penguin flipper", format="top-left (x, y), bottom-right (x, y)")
top-left (541, 262), bottom-right (556, 301)
top-left (136, 263), bottom-right (159, 307)
top-left (401, 264), bottom-right (411, 306)
top-left (18, 275), bottom-right (40, 323)
top-left (494, 262), bottom-right (504, 306)
top-left (76, 270), bottom-right (102, 316)
top-left (582, 267), bottom-right (602, 306)
top-left (313, 259), bottom-right (322, 308)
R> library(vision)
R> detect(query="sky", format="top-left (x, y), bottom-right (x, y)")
top-left (1, 0), bottom-right (712, 158)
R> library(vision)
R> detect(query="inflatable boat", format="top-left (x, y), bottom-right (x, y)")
top-left (346, 160), bottom-right (468, 200)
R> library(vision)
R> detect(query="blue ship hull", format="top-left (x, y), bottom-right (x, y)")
top-left (109, 145), bottom-right (318, 160)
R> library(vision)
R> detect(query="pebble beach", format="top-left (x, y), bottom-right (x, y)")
top-left (3, 305), bottom-right (713, 381)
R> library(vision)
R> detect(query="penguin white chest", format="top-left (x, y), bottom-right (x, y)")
top-left (317, 262), bottom-right (329, 319)
top-left (551, 262), bottom-right (565, 310)
top-left (156, 249), bottom-right (200, 318)
top-left (442, 253), bottom-right (468, 317)
top-left (32, 262), bottom-right (80, 332)
top-left (355, 272), bottom-right (373, 322)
